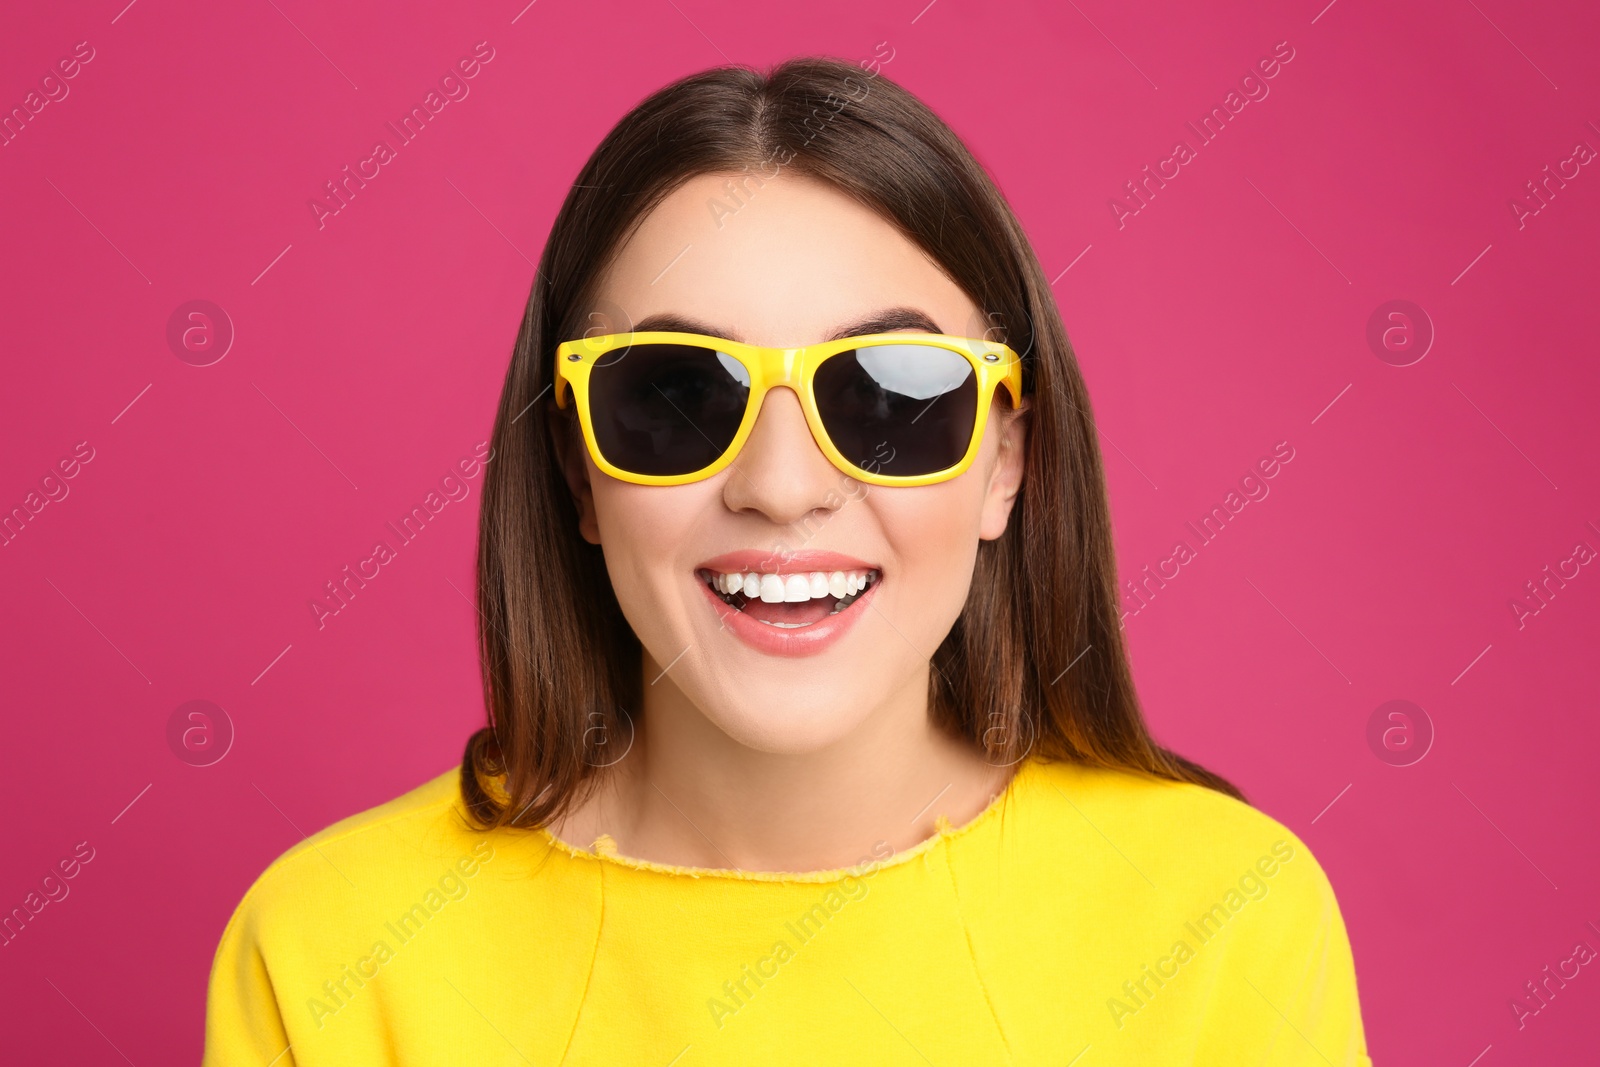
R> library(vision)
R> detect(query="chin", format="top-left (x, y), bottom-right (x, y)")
top-left (693, 679), bottom-right (879, 755)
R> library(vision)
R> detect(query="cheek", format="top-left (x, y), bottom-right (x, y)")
top-left (588, 478), bottom-right (710, 623)
top-left (871, 478), bottom-right (986, 617)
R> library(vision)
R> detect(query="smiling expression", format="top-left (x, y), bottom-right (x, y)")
top-left (554, 171), bottom-right (1029, 754)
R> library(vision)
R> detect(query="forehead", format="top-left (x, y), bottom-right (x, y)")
top-left (588, 172), bottom-right (984, 346)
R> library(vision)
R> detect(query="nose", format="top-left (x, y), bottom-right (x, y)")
top-left (721, 385), bottom-right (846, 528)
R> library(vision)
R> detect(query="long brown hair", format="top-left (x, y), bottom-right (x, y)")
top-left (461, 55), bottom-right (1242, 830)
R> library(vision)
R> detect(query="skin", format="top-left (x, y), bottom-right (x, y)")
top-left (547, 172), bottom-right (1031, 872)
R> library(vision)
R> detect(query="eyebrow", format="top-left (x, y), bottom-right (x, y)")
top-left (629, 307), bottom-right (946, 343)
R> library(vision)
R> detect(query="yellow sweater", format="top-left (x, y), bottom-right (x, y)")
top-left (203, 756), bottom-right (1372, 1065)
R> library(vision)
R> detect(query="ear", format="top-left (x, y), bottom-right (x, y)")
top-left (548, 405), bottom-right (601, 544)
top-left (978, 397), bottom-right (1030, 541)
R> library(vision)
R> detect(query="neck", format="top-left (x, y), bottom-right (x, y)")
top-left (545, 660), bottom-right (1014, 873)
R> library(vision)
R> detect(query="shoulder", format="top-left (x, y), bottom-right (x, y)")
top-left (204, 764), bottom-right (504, 1061)
top-left (1015, 757), bottom-right (1341, 921)
top-left (1008, 758), bottom-right (1370, 1062)
top-left (214, 764), bottom-right (486, 951)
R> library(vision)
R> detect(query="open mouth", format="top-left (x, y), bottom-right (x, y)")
top-left (696, 567), bottom-right (880, 629)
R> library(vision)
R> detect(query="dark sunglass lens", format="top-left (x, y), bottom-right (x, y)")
top-left (587, 343), bottom-right (750, 476)
top-left (813, 344), bottom-right (977, 477)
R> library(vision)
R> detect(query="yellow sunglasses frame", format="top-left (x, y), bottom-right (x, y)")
top-left (553, 331), bottom-right (1024, 487)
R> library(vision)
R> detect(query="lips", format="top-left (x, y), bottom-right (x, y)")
top-left (693, 549), bottom-right (883, 657)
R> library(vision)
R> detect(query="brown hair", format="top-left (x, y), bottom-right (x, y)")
top-left (461, 55), bottom-right (1242, 829)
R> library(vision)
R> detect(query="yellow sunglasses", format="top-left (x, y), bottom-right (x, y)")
top-left (553, 330), bottom-right (1024, 487)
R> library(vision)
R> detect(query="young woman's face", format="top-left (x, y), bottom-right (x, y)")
top-left (558, 172), bottom-right (1028, 755)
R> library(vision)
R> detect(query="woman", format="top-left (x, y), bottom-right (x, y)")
top-left (204, 56), bottom-right (1370, 1065)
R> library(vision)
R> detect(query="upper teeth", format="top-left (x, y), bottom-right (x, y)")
top-left (708, 569), bottom-right (876, 603)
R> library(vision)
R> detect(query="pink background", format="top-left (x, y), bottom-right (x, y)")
top-left (2, 0), bottom-right (1597, 1062)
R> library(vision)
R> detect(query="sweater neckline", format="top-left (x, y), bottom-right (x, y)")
top-left (530, 757), bottom-right (1038, 884)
